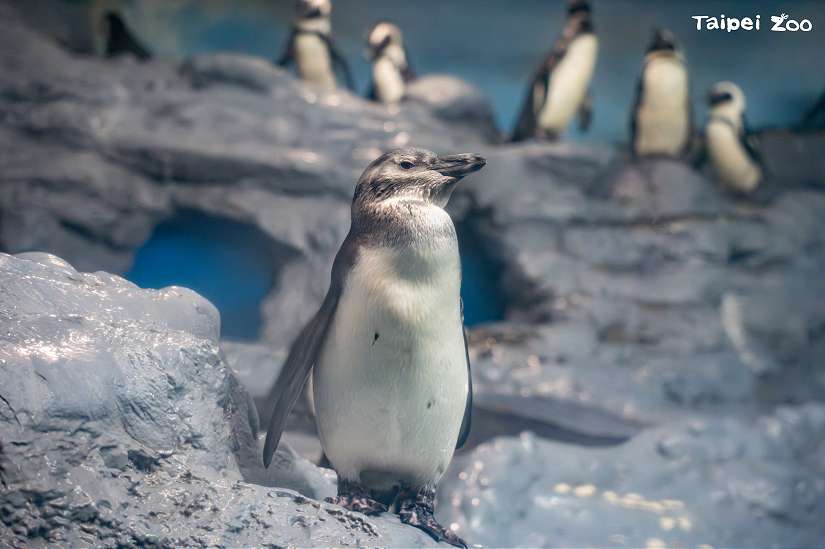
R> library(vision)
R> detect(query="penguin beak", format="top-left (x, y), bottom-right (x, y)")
top-left (432, 154), bottom-right (487, 179)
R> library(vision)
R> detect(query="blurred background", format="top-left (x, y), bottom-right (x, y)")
top-left (17, 0), bottom-right (825, 337)
top-left (26, 0), bottom-right (825, 136)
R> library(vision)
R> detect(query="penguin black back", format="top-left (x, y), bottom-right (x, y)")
top-left (103, 12), bottom-right (151, 61)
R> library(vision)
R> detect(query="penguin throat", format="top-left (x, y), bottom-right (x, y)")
top-left (709, 111), bottom-right (743, 131)
top-left (384, 45), bottom-right (408, 70)
top-left (297, 17), bottom-right (330, 34)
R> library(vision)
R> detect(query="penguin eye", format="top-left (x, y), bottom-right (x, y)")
top-left (399, 161), bottom-right (415, 170)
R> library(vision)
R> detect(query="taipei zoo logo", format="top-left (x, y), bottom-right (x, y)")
top-left (692, 13), bottom-right (813, 32)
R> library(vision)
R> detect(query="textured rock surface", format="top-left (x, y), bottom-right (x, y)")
top-left (450, 146), bottom-right (825, 429)
top-left (0, 252), bottom-right (441, 547)
top-left (439, 404), bottom-right (825, 548)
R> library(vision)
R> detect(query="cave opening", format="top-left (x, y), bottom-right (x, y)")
top-left (456, 219), bottom-right (506, 327)
top-left (126, 210), bottom-right (282, 341)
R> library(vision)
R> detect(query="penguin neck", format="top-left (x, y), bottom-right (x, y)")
top-left (376, 44), bottom-right (407, 70)
top-left (561, 15), bottom-right (593, 41)
top-left (710, 106), bottom-right (744, 129)
top-left (296, 17), bottom-right (331, 35)
top-left (353, 199), bottom-right (456, 252)
top-left (644, 50), bottom-right (684, 65)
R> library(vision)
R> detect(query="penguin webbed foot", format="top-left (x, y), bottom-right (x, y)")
top-left (326, 479), bottom-right (387, 516)
top-left (398, 487), bottom-right (468, 549)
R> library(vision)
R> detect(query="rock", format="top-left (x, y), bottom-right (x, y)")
top-left (452, 146), bottom-right (825, 429)
top-left (756, 129), bottom-right (825, 188)
top-left (438, 404), bottom-right (825, 548)
top-left (0, 252), bottom-right (445, 547)
top-left (406, 74), bottom-right (502, 143)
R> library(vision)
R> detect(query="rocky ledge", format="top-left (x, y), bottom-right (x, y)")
top-left (0, 252), bottom-right (444, 547)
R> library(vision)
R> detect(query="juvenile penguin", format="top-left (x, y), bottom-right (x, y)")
top-left (100, 11), bottom-right (151, 60)
top-left (511, 0), bottom-right (597, 142)
top-left (263, 148), bottom-right (484, 547)
top-left (705, 81), bottom-right (762, 193)
top-left (631, 29), bottom-right (692, 157)
top-left (366, 21), bottom-right (415, 105)
top-left (277, 0), bottom-right (355, 91)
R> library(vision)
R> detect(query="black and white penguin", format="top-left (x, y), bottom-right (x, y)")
top-left (630, 29), bottom-right (692, 157)
top-left (511, 0), bottom-right (597, 142)
top-left (705, 81), bottom-right (762, 193)
top-left (100, 11), bottom-right (151, 61)
top-left (276, 0), bottom-right (355, 91)
top-left (365, 21), bottom-right (415, 105)
top-left (263, 148), bottom-right (486, 548)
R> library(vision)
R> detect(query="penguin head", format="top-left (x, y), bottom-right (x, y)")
top-left (647, 28), bottom-right (680, 54)
top-left (296, 0), bottom-right (331, 20)
top-left (567, 0), bottom-right (591, 16)
top-left (566, 0), bottom-right (594, 33)
top-left (354, 148), bottom-right (486, 210)
top-left (367, 21), bottom-right (403, 60)
top-left (708, 81), bottom-right (747, 112)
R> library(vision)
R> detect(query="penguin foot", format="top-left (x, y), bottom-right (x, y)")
top-left (326, 479), bottom-right (386, 516)
top-left (398, 487), bottom-right (467, 549)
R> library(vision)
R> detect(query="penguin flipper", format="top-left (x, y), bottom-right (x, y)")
top-left (402, 54), bottom-right (417, 83)
top-left (323, 35), bottom-right (356, 91)
top-left (276, 29), bottom-right (297, 67)
top-left (455, 298), bottom-right (472, 450)
top-left (741, 114), bottom-right (763, 165)
top-left (629, 70), bottom-right (644, 155)
top-left (263, 234), bottom-right (359, 468)
top-left (578, 89), bottom-right (593, 132)
top-left (511, 64), bottom-right (549, 142)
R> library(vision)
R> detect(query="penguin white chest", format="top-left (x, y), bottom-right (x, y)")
top-left (313, 238), bottom-right (468, 489)
top-left (706, 119), bottom-right (761, 192)
top-left (634, 57), bottom-right (690, 155)
top-left (373, 57), bottom-right (405, 104)
top-left (538, 34), bottom-right (598, 134)
top-left (294, 33), bottom-right (336, 90)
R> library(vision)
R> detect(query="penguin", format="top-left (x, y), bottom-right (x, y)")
top-left (705, 81), bottom-right (762, 193)
top-left (100, 11), bottom-right (151, 61)
top-left (630, 29), bottom-right (693, 158)
top-left (511, 0), bottom-right (597, 142)
top-left (367, 21), bottom-right (415, 105)
top-left (366, 21), bottom-right (416, 105)
top-left (263, 147), bottom-right (485, 548)
top-left (276, 0), bottom-right (355, 92)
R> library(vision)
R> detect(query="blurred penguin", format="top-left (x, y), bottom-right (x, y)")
top-left (366, 21), bottom-right (415, 105)
top-left (630, 29), bottom-right (692, 157)
top-left (705, 81), bottom-right (762, 193)
top-left (100, 11), bottom-right (151, 60)
top-left (511, 0), bottom-right (597, 142)
top-left (277, 0), bottom-right (355, 92)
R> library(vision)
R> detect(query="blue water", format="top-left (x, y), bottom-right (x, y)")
top-left (458, 222), bottom-right (506, 326)
top-left (123, 0), bottom-right (825, 139)
top-left (126, 211), bottom-right (278, 340)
